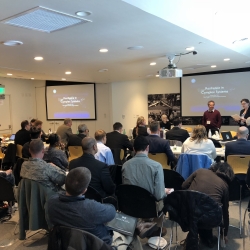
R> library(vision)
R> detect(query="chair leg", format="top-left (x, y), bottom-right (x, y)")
top-left (240, 185), bottom-right (242, 237)
top-left (157, 214), bottom-right (165, 250)
top-left (168, 220), bottom-right (174, 250)
top-left (217, 226), bottom-right (220, 250)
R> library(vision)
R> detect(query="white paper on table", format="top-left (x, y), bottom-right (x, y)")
top-left (231, 114), bottom-right (241, 120)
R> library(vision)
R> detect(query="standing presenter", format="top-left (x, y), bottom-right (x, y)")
top-left (202, 100), bottom-right (221, 136)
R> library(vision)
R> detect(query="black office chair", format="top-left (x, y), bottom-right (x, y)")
top-left (163, 169), bottom-right (185, 190)
top-left (165, 190), bottom-right (223, 250)
top-left (48, 225), bottom-right (115, 250)
top-left (109, 164), bottom-right (122, 186)
top-left (85, 186), bottom-right (117, 209)
top-left (13, 157), bottom-right (27, 186)
top-left (2, 144), bottom-right (17, 170)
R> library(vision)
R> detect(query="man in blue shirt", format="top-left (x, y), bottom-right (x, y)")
top-left (94, 130), bottom-right (115, 166)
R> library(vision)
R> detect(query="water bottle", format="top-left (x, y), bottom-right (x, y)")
top-left (208, 129), bottom-right (212, 138)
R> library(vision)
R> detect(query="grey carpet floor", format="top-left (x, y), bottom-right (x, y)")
top-left (0, 198), bottom-right (249, 249)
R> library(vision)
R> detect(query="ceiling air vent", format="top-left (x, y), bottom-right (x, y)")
top-left (0, 6), bottom-right (91, 33)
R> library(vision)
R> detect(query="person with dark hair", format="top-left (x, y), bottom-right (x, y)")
top-left (165, 118), bottom-right (189, 143)
top-left (233, 99), bottom-right (250, 126)
top-left (33, 119), bottom-right (47, 142)
top-left (160, 114), bottom-right (171, 130)
top-left (48, 167), bottom-right (143, 249)
top-left (21, 139), bottom-right (66, 192)
top-left (30, 118), bottom-right (37, 128)
top-left (67, 124), bottom-right (89, 147)
top-left (43, 133), bottom-right (68, 170)
top-left (146, 121), bottom-right (177, 165)
top-left (69, 137), bottom-right (115, 198)
top-left (182, 162), bottom-right (235, 248)
top-left (22, 127), bottom-right (42, 158)
top-left (94, 130), bottom-right (114, 165)
top-left (14, 120), bottom-right (30, 146)
top-left (56, 118), bottom-right (73, 145)
top-left (106, 122), bottom-right (133, 152)
top-left (202, 100), bottom-right (222, 136)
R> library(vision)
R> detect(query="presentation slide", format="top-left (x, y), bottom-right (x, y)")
top-left (181, 71), bottom-right (250, 116)
top-left (46, 82), bottom-right (96, 120)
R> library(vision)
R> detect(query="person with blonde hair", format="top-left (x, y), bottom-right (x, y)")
top-left (132, 116), bottom-right (148, 139)
top-left (181, 125), bottom-right (216, 160)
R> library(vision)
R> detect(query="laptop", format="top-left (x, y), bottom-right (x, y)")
top-left (221, 132), bottom-right (233, 141)
top-left (9, 134), bottom-right (15, 141)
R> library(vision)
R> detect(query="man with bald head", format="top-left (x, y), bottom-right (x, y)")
top-left (225, 126), bottom-right (250, 161)
top-left (69, 137), bottom-right (115, 197)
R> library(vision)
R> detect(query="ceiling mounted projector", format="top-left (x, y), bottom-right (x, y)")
top-left (159, 51), bottom-right (197, 78)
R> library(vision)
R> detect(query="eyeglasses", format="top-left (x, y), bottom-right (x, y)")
top-left (242, 102), bottom-right (247, 105)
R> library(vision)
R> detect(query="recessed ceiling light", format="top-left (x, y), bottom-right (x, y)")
top-left (211, 65), bottom-right (217, 68)
top-left (98, 69), bottom-right (108, 72)
top-left (34, 56), bottom-right (43, 61)
top-left (7, 73), bottom-right (12, 76)
top-left (224, 58), bottom-right (230, 61)
top-left (155, 74), bottom-right (159, 77)
top-left (2, 40), bottom-right (23, 46)
top-left (75, 11), bottom-right (92, 17)
top-left (99, 48), bottom-right (108, 53)
top-left (127, 46), bottom-right (144, 50)
top-left (65, 71), bottom-right (71, 74)
top-left (62, 78), bottom-right (66, 80)
top-left (150, 62), bottom-right (156, 66)
top-left (31, 78), bottom-right (34, 80)
top-left (186, 46), bottom-right (195, 51)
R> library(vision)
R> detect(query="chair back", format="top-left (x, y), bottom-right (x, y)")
top-left (0, 176), bottom-right (15, 201)
top-left (168, 140), bottom-right (182, 146)
top-left (84, 186), bottom-right (102, 203)
top-left (48, 225), bottom-right (113, 250)
top-left (16, 144), bottom-right (23, 158)
top-left (163, 169), bottom-right (184, 190)
top-left (116, 184), bottom-right (160, 218)
top-left (182, 127), bottom-right (193, 133)
top-left (13, 158), bottom-right (27, 186)
top-left (176, 153), bottom-right (213, 180)
top-left (227, 155), bottom-right (250, 174)
top-left (230, 131), bottom-right (237, 138)
top-left (111, 148), bottom-right (124, 165)
top-left (148, 153), bottom-right (170, 169)
top-left (109, 164), bottom-right (122, 186)
top-left (68, 146), bottom-right (83, 162)
top-left (2, 143), bottom-right (17, 170)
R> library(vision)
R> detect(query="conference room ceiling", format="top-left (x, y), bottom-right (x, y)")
top-left (0, 0), bottom-right (249, 83)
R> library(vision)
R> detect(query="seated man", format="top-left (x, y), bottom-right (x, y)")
top-left (15, 120), bottom-right (30, 146)
top-left (34, 119), bottom-right (47, 142)
top-left (69, 137), bottom-right (115, 198)
top-left (106, 122), bottom-right (133, 152)
top-left (56, 118), bottom-right (73, 145)
top-left (225, 126), bottom-right (250, 161)
top-left (21, 139), bottom-right (66, 192)
top-left (146, 121), bottom-right (177, 165)
top-left (182, 163), bottom-right (235, 248)
top-left (122, 136), bottom-right (169, 237)
top-left (165, 118), bottom-right (189, 143)
top-left (67, 124), bottom-right (89, 147)
top-left (48, 167), bottom-right (142, 249)
top-left (22, 127), bottom-right (42, 158)
top-left (160, 114), bottom-right (171, 130)
top-left (94, 129), bottom-right (114, 166)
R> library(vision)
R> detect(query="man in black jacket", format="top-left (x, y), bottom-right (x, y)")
top-left (15, 120), bottom-right (30, 146)
top-left (67, 124), bottom-right (89, 147)
top-left (165, 118), bottom-right (189, 143)
top-left (69, 137), bottom-right (115, 198)
top-left (106, 122), bottom-right (133, 151)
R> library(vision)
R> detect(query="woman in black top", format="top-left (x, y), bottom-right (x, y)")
top-left (132, 116), bottom-right (148, 139)
top-left (234, 99), bottom-right (250, 126)
top-left (159, 114), bottom-right (171, 130)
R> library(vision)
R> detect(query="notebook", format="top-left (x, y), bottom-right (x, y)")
top-left (106, 212), bottom-right (137, 236)
top-left (221, 132), bottom-right (233, 141)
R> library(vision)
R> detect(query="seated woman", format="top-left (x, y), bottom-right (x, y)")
top-left (43, 133), bottom-right (68, 170)
top-left (132, 116), bottom-right (149, 139)
top-left (181, 125), bottom-right (216, 160)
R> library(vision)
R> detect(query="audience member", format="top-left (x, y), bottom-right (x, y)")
top-left (94, 130), bottom-right (114, 166)
top-left (30, 118), bottom-right (37, 128)
top-left (67, 124), bottom-right (89, 147)
top-left (22, 127), bottom-right (42, 158)
top-left (34, 119), bottom-right (47, 142)
top-left (146, 121), bottom-right (177, 165)
top-left (21, 139), bottom-right (66, 192)
top-left (106, 122), bottom-right (133, 152)
top-left (182, 162), bottom-right (234, 248)
top-left (225, 126), bottom-right (250, 161)
top-left (43, 133), bottom-right (68, 170)
top-left (181, 125), bottom-right (216, 160)
top-left (48, 167), bottom-right (142, 249)
top-left (132, 116), bottom-right (148, 139)
top-left (56, 118), bottom-right (73, 145)
top-left (14, 120), bottom-right (30, 146)
top-left (69, 137), bottom-right (115, 198)
top-left (122, 136), bottom-right (168, 238)
top-left (160, 114), bottom-right (171, 130)
top-left (165, 118), bottom-right (189, 143)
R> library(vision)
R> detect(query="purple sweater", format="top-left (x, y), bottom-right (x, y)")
top-left (202, 110), bottom-right (221, 129)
